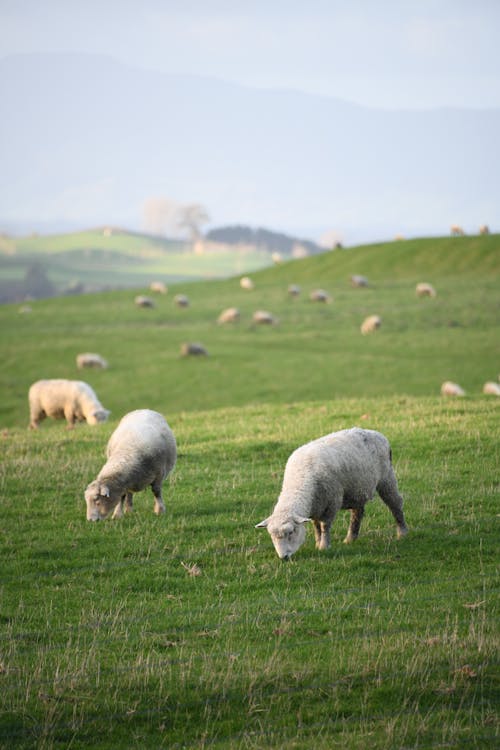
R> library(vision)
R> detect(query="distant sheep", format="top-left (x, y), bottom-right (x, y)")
top-left (416, 282), bottom-right (436, 298)
top-left (253, 310), bottom-right (277, 325)
top-left (29, 379), bottom-right (110, 429)
top-left (180, 342), bottom-right (208, 357)
top-left (150, 281), bottom-right (168, 294)
top-left (217, 307), bottom-right (240, 324)
top-left (482, 382), bottom-right (500, 396)
top-left (240, 276), bottom-right (255, 290)
top-left (76, 352), bottom-right (108, 370)
top-left (135, 295), bottom-right (155, 308)
top-left (310, 289), bottom-right (331, 303)
top-left (479, 225), bottom-right (490, 235)
top-left (288, 284), bottom-right (301, 297)
top-left (271, 252), bottom-right (283, 264)
top-left (84, 409), bottom-right (176, 521)
top-left (441, 381), bottom-right (465, 397)
top-left (350, 275), bottom-right (369, 288)
top-left (361, 315), bottom-right (382, 335)
top-left (256, 427), bottom-right (408, 559)
top-left (450, 225), bottom-right (465, 236)
top-left (174, 294), bottom-right (190, 308)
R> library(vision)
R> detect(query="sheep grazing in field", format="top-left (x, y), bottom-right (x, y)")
top-left (150, 281), bottom-right (168, 294)
top-left (416, 282), bottom-right (436, 298)
top-left (441, 381), bottom-right (465, 397)
top-left (482, 381), bottom-right (500, 396)
top-left (217, 307), bottom-right (240, 324)
top-left (76, 352), bottom-right (108, 370)
top-left (288, 284), bottom-right (301, 297)
top-left (271, 252), bottom-right (283, 264)
top-left (240, 276), bottom-right (254, 291)
top-left (479, 225), bottom-right (490, 235)
top-left (174, 294), bottom-right (190, 308)
top-left (28, 379), bottom-right (110, 429)
top-left (256, 428), bottom-right (408, 560)
top-left (180, 342), bottom-right (208, 357)
top-left (253, 310), bottom-right (277, 325)
top-left (450, 225), bottom-right (465, 236)
top-left (310, 289), bottom-right (331, 303)
top-left (84, 409), bottom-right (176, 521)
top-left (350, 274), bottom-right (369, 288)
top-left (360, 315), bottom-right (382, 335)
top-left (135, 295), bottom-right (155, 308)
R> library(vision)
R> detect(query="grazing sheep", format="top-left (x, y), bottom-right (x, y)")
top-left (84, 409), bottom-right (176, 521)
top-left (217, 307), bottom-right (240, 324)
top-left (288, 284), bottom-right (301, 297)
top-left (253, 310), bottom-right (277, 325)
top-left (441, 381), bottom-right (465, 397)
top-left (271, 252), bottom-right (283, 264)
top-left (479, 225), bottom-right (490, 235)
top-left (28, 379), bottom-right (110, 429)
top-left (174, 294), bottom-right (190, 308)
top-left (76, 352), bottom-right (108, 370)
top-left (180, 342), bottom-right (208, 357)
top-left (450, 225), bottom-right (465, 236)
top-left (310, 289), bottom-right (331, 303)
top-left (482, 381), bottom-right (500, 396)
top-left (360, 315), bottom-right (382, 335)
top-left (150, 281), bottom-right (168, 294)
top-left (135, 295), bottom-right (155, 308)
top-left (240, 276), bottom-right (254, 291)
top-left (256, 427), bottom-right (407, 560)
top-left (416, 282), bottom-right (436, 298)
top-left (350, 275), bottom-right (369, 288)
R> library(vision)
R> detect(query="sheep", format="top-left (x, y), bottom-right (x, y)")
top-left (479, 225), bottom-right (490, 235)
top-left (217, 307), bottom-right (240, 324)
top-left (180, 342), bottom-right (208, 357)
top-left (310, 289), bottom-right (331, 303)
top-left (360, 315), bottom-right (382, 335)
top-left (84, 409), bottom-right (176, 521)
top-left (174, 294), bottom-right (190, 308)
top-left (350, 274), bottom-right (369, 288)
top-left (288, 284), bottom-right (301, 297)
top-left (28, 379), bottom-right (110, 429)
top-left (256, 427), bottom-right (407, 560)
top-left (150, 281), bottom-right (168, 294)
top-left (252, 310), bottom-right (277, 325)
top-left (271, 252), bottom-right (283, 264)
top-left (482, 381), bottom-right (500, 396)
top-left (240, 276), bottom-right (254, 291)
top-left (441, 381), bottom-right (465, 397)
top-left (450, 225), bottom-right (465, 236)
top-left (416, 282), bottom-right (436, 298)
top-left (135, 295), bottom-right (155, 308)
top-left (76, 352), bottom-right (108, 370)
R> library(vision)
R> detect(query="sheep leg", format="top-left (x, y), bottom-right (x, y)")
top-left (112, 501), bottom-right (124, 519)
top-left (124, 492), bottom-right (134, 514)
top-left (151, 478), bottom-right (166, 515)
top-left (344, 507), bottom-right (365, 543)
top-left (377, 474), bottom-right (408, 539)
top-left (314, 520), bottom-right (332, 550)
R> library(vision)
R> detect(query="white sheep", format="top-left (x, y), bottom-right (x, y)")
top-left (441, 381), bottom-right (466, 397)
top-left (271, 252), bottom-right (283, 264)
top-left (28, 379), bottom-right (110, 429)
top-left (482, 381), bottom-right (500, 396)
top-left (180, 342), bottom-right (208, 357)
top-left (76, 352), bottom-right (108, 370)
top-left (252, 310), bottom-right (277, 325)
top-left (217, 307), bottom-right (240, 324)
top-left (135, 295), bottom-right (155, 308)
top-left (240, 276), bottom-right (254, 291)
top-left (174, 294), bottom-right (190, 308)
top-left (256, 428), bottom-right (407, 560)
top-left (150, 281), bottom-right (168, 294)
top-left (416, 282), bottom-right (436, 298)
top-left (360, 315), bottom-right (382, 335)
top-left (310, 289), bottom-right (331, 303)
top-left (479, 225), bottom-right (490, 235)
top-left (288, 284), bottom-right (301, 297)
top-left (84, 409), bottom-right (176, 521)
top-left (350, 275), bottom-right (369, 288)
top-left (450, 225), bottom-right (465, 236)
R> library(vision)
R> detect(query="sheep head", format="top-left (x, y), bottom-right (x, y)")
top-left (255, 515), bottom-right (310, 560)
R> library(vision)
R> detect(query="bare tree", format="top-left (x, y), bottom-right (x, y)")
top-left (175, 203), bottom-right (210, 241)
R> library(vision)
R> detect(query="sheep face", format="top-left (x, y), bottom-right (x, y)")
top-left (85, 480), bottom-right (122, 521)
top-left (86, 409), bottom-right (111, 425)
top-left (255, 516), bottom-right (309, 560)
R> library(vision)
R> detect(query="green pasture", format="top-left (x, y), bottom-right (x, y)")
top-left (0, 235), bottom-right (499, 747)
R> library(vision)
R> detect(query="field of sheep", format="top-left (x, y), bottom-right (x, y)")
top-left (0, 234), bottom-right (499, 748)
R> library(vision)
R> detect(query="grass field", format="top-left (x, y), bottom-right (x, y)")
top-left (0, 235), bottom-right (499, 748)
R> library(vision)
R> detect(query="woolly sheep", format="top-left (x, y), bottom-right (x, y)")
top-left (271, 252), bottom-right (283, 264)
top-left (361, 315), bottom-right (382, 335)
top-left (84, 409), bottom-right (176, 521)
top-left (180, 342), bottom-right (208, 357)
top-left (28, 379), bottom-right (110, 429)
top-left (240, 276), bottom-right (254, 290)
top-left (256, 428), bottom-right (407, 560)
top-left (135, 295), bottom-right (155, 308)
top-left (76, 352), bottom-right (108, 370)
top-left (174, 294), bottom-right (190, 308)
top-left (253, 310), bottom-right (277, 325)
top-left (150, 281), bottom-right (168, 294)
top-left (217, 307), bottom-right (240, 324)
top-left (310, 289), bottom-right (331, 303)
top-left (350, 274), bottom-right (369, 288)
top-left (450, 225), bottom-right (465, 236)
top-left (441, 381), bottom-right (465, 397)
top-left (479, 225), bottom-right (490, 235)
top-left (416, 282), bottom-right (436, 298)
top-left (288, 284), bottom-right (301, 297)
top-left (482, 381), bottom-right (500, 396)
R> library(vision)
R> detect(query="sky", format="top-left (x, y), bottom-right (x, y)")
top-left (1, 0), bottom-right (499, 110)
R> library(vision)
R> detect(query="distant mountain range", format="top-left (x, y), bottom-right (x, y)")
top-left (1, 52), bottom-right (499, 244)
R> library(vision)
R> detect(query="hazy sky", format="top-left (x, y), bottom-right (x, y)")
top-left (1, 0), bottom-right (499, 110)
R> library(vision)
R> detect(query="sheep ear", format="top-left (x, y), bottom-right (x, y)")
top-left (293, 515), bottom-right (311, 525)
top-left (100, 485), bottom-right (110, 498)
top-left (255, 517), bottom-right (270, 529)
